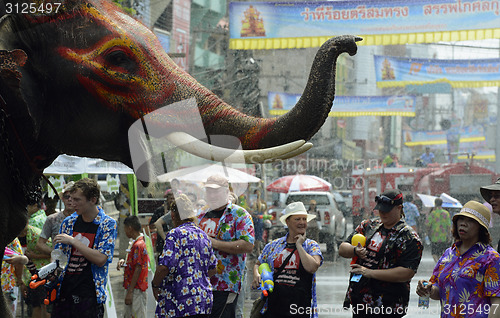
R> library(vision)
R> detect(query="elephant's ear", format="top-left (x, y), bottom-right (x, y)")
top-left (0, 48), bottom-right (39, 137)
top-left (0, 16), bottom-right (41, 138)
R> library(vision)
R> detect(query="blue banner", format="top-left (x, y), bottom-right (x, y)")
top-left (404, 125), bottom-right (486, 146)
top-left (375, 55), bottom-right (500, 88)
top-left (229, 0), bottom-right (500, 49)
top-left (268, 92), bottom-right (416, 117)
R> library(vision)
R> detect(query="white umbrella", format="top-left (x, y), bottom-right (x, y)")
top-left (416, 193), bottom-right (437, 208)
top-left (156, 163), bottom-right (260, 184)
top-left (439, 193), bottom-right (463, 208)
top-left (416, 193), bottom-right (463, 208)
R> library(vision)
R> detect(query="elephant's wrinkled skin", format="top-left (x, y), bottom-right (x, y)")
top-left (0, 0), bottom-right (360, 315)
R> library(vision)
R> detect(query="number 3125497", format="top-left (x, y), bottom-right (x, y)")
top-left (6, 2), bottom-right (62, 14)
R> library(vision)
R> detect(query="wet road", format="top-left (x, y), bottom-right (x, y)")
top-left (315, 246), bottom-right (440, 317)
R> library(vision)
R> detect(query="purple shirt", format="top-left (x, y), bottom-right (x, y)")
top-left (430, 242), bottom-right (500, 317)
top-left (156, 222), bottom-right (217, 318)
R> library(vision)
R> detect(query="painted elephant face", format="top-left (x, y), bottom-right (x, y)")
top-left (1, 0), bottom-right (360, 167)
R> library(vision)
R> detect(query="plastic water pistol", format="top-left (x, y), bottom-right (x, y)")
top-left (259, 213), bottom-right (273, 221)
top-left (350, 233), bottom-right (366, 265)
top-left (258, 263), bottom-right (274, 297)
top-left (29, 260), bottom-right (62, 305)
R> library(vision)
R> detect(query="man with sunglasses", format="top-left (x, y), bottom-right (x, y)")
top-left (36, 181), bottom-right (76, 255)
top-left (339, 189), bottom-right (423, 317)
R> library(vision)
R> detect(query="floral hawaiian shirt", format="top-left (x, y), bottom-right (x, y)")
top-left (54, 207), bottom-right (117, 304)
top-left (258, 233), bottom-right (323, 318)
top-left (22, 225), bottom-right (51, 284)
top-left (198, 202), bottom-right (255, 294)
top-left (344, 219), bottom-right (423, 314)
top-left (426, 208), bottom-right (452, 243)
top-left (1, 238), bottom-right (23, 294)
top-left (29, 209), bottom-right (47, 230)
top-left (403, 202), bottom-right (420, 227)
top-left (430, 242), bottom-right (500, 318)
top-left (123, 235), bottom-right (149, 292)
top-left (156, 222), bottom-right (217, 318)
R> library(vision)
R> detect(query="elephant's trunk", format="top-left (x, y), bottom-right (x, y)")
top-left (196, 35), bottom-right (361, 150)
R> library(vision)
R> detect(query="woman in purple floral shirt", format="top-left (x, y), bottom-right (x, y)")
top-left (152, 194), bottom-right (217, 318)
top-left (417, 201), bottom-right (500, 318)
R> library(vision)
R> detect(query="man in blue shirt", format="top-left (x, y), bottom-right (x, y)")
top-left (420, 147), bottom-right (435, 166)
top-left (403, 194), bottom-right (420, 233)
top-left (52, 178), bottom-right (117, 318)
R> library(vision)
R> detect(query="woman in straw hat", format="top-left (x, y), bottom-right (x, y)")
top-left (152, 194), bottom-right (217, 318)
top-left (416, 200), bottom-right (500, 317)
top-left (251, 202), bottom-right (323, 318)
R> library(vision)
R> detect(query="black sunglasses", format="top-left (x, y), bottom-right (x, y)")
top-left (375, 194), bottom-right (402, 205)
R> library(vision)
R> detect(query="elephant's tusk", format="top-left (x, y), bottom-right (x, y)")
top-left (275, 142), bottom-right (313, 161)
top-left (165, 132), bottom-right (308, 163)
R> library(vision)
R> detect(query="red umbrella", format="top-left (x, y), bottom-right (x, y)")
top-left (266, 175), bottom-right (332, 193)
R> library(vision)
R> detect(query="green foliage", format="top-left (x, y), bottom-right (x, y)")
top-left (112, 0), bottom-right (136, 16)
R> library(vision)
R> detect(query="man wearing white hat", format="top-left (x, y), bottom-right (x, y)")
top-left (198, 174), bottom-right (255, 318)
top-left (251, 202), bottom-right (323, 318)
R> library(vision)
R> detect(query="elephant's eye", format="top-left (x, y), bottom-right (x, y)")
top-left (103, 48), bottom-right (138, 73)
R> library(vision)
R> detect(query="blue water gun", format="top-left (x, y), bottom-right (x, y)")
top-left (258, 263), bottom-right (274, 297)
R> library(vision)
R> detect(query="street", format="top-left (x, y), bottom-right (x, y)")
top-left (313, 246), bottom-right (439, 317)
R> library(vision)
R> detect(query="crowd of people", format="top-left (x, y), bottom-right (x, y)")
top-left (3, 174), bottom-right (500, 318)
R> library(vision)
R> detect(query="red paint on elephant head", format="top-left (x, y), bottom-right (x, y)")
top-left (52, 1), bottom-right (178, 118)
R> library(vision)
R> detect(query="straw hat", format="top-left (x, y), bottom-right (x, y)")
top-left (452, 200), bottom-right (490, 230)
top-left (279, 202), bottom-right (316, 225)
top-left (480, 177), bottom-right (500, 203)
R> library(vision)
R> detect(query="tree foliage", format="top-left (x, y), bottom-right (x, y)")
top-left (112, 0), bottom-right (136, 16)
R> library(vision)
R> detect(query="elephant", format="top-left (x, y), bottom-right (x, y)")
top-left (0, 0), bottom-right (360, 315)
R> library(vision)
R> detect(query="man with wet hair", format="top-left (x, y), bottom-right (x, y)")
top-left (52, 178), bottom-right (117, 318)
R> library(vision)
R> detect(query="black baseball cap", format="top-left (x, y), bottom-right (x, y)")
top-left (374, 189), bottom-right (403, 213)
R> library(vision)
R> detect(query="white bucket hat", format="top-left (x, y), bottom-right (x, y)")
top-left (279, 202), bottom-right (317, 225)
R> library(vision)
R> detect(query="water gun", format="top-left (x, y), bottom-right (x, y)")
top-left (258, 263), bottom-right (274, 297)
top-left (29, 260), bottom-right (62, 305)
top-left (350, 233), bottom-right (366, 265)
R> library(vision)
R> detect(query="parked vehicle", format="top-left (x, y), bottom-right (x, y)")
top-left (332, 191), bottom-right (349, 217)
top-left (269, 191), bottom-right (347, 255)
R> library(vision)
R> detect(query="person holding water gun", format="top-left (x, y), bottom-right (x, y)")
top-left (252, 202), bottom-right (323, 318)
top-left (339, 189), bottom-right (423, 318)
top-left (2, 239), bottom-right (28, 313)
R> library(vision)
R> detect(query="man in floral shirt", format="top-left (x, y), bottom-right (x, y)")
top-left (27, 200), bottom-right (47, 230)
top-left (339, 189), bottom-right (423, 318)
top-left (198, 174), bottom-right (255, 318)
top-left (425, 198), bottom-right (452, 262)
top-left (52, 178), bottom-right (117, 318)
